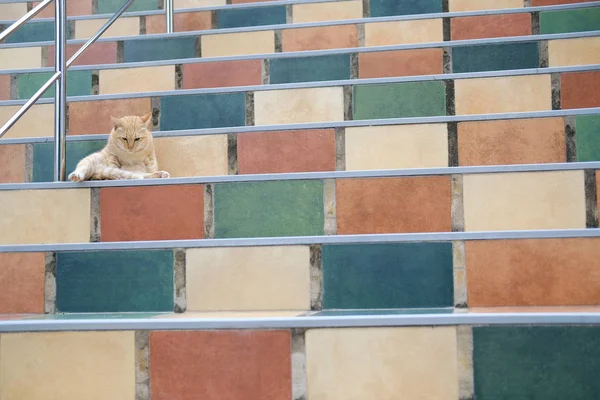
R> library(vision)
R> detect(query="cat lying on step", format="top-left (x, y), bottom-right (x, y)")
top-left (68, 113), bottom-right (170, 182)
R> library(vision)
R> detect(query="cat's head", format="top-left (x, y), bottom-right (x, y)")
top-left (109, 113), bottom-right (153, 152)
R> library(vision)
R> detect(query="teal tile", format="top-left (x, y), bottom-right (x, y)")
top-left (217, 6), bottom-right (286, 28)
top-left (353, 82), bottom-right (446, 119)
top-left (160, 93), bottom-right (245, 131)
top-left (313, 308), bottom-right (454, 316)
top-left (322, 243), bottom-right (454, 309)
top-left (22, 312), bottom-right (167, 320)
top-left (123, 36), bottom-right (196, 62)
top-left (452, 43), bottom-right (539, 73)
top-left (270, 55), bottom-right (351, 84)
top-left (214, 180), bottom-right (324, 238)
top-left (56, 250), bottom-right (174, 313)
top-left (32, 140), bottom-right (105, 182)
top-left (17, 71), bottom-right (92, 99)
top-left (474, 326), bottom-right (600, 399)
top-left (576, 115), bottom-right (600, 162)
top-left (370, 0), bottom-right (442, 17)
top-left (540, 7), bottom-right (600, 34)
top-left (5, 21), bottom-right (56, 43)
top-left (97, 0), bottom-right (158, 13)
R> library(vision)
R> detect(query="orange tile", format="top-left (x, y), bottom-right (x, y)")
top-left (0, 253), bottom-right (45, 314)
top-left (100, 184), bottom-right (204, 241)
top-left (34, 0), bottom-right (92, 17)
top-left (146, 11), bottom-right (211, 34)
top-left (68, 98), bottom-right (151, 135)
top-left (47, 42), bottom-right (118, 67)
top-left (561, 71), bottom-right (600, 109)
top-left (150, 330), bottom-right (291, 400)
top-left (451, 14), bottom-right (532, 40)
top-left (336, 177), bottom-right (452, 234)
top-left (458, 118), bottom-right (566, 166)
top-left (282, 25), bottom-right (357, 52)
top-left (358, 48), bottom-right (443, 78)
top-left (238, 129), bottom-right (336, 174)
top-left (0, 144), bottom-right (26, 183)
top-left (182, 60), bottom-right (262, 89)
top-left (0, 74), bottom-right (10, 100)
top-left (466, 239), bottom-right (600, 307)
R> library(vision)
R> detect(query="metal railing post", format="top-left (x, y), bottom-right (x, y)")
top-left (166, 0), bottom-right (174, 33)
top-left (54, 0), bottom-right (67, 181)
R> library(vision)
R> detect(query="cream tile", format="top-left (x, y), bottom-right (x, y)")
top-left (186, 246), bottom-right (311, 311)
top-left (201, 31), bottom-right (275, 57)
top-left (154, 135), bottom-right (228, 177)
top-left (0, 47), bottom-right (43, 69)
top-left (463, 171), bottom-right (586, 231)
top-left (175, 0), bottom-right (226, 8)
top-left (455, 75), bottom-right (552, 115)
top-left (449, 0), bottom-right (523, 11)
top-left (365, 19), bottom-right (443, 47)
top-left (548, 37), bottom-right (600, 67)
top-left (157, 311), bottom-right (303, 318)
top-left (0, 104), bottom-right (53, 138)
top-left (0, 189), bottom-right (91, 244)
top-left (74, 17), bottom-right (140, 39)
top-left (0, 331), bottom-right (135, 400)
top-left (292, 0), bottom-right (362, 23)
top-left (0, 3), bottom-right (27, 19)
top-left (306, 327), bottom-right (459, 400)
top-left (345, 124), bottom-right (448, 170)
top-left (99, 66), bottom-right (175, 94)
top-left (254, 87), bottom-right (344, 125)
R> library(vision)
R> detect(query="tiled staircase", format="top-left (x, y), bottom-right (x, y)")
top-left (1, 0), bottom-right (600, 398)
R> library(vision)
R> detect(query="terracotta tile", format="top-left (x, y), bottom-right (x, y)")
top-left (364, 19), bottom-right (443, 46)
top-left (47, 42), bottom-right (118, 67)
top-left (238, 129), bottom-right (336, 174)
top-left (0, 144), bottom-right (26, 183)
top-left (154, 135), bottom-right (229, 177)
top-left (150, 330), bottom-right (291, 400)
top-left (451, 14), bottom-right (532, 40)
top-left (358, 48), bottom-right (443, 78)
top-left (202, 31), bottom-right (275, 57)
top-left (336, 177), bottom-right (452, 234)
top-left (549, 37), bottom-right (600, 67)
top-left (458, 118), bottom-right (566, 166)
top-left (449, 0), bottom-right (522, 11)
top-left (182, 60), bottom-right (262, 89)
top-left (100, 184), bottom-right (204, 241)
top-left (146, 11), bottom-right (212, 34)
top-left (99, 66), bottom-right (175, 94)
top-left (68, 98), bottom-right (151, 135)
top-left (0, 253), bottom-right (45, 313)
top-left (0, 104), bottom-right (53, 138)
top-left (0, 47), bottom-right (42, 69)
top-left (467, 238), bottom-right (600, 306)
top-left (292, 0), bottom-right (362, 23)
top-left (532, 0), bottom-right (596, 5)
top-left (0, 74), bottom-right (10, 100)
top-left (34, 0), bottom-right (92, 17)
top-left (74, 17), bottom-right (140, 39)
top-left (561, 71), bottom-right (600, 109)
top-left (282, 25), bottom-right (357, 52)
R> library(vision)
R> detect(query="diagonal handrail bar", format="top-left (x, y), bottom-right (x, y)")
top-left (0, 0), bottom-right (54, 43)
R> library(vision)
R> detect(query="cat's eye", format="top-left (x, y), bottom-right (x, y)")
top-left (121, 137), bottom-right (127, 141)
top-left (134, 138), bottom-right (141, 141)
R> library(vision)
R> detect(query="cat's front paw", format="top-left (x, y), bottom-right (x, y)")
top-left (68, 171), bottom-right (85, 182)
top-left (147, 170), bottom-right (170, 179)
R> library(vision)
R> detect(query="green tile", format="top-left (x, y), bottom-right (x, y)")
top-left (56, 250), bottom-right (174, 313)
top-left (160, 93), bottom-right (245, 131)
top-left (452, 43), bottom-right (539, 73)
top-left (576, 115), bottom-right (600, 162)
top-left (17, 71), bottom-right (92, 99)
top-left (123, 36), bottom-right (197, 62)
top-left (313, 308), bottom-right (454, 316)
top-left (353, 82), bottom-right (446, 119)
top-left (5, 21), bottom-right (56, 43)
top-left (474, 326), bottom-right (600, 399)
top-left (214, 180), bottom-right (324, 238)
top-left (322, 243), bottom-right (454, 309)
top-left (370, 0), bottom-right (442, 17)
top-left (540, 7), bottom-right (600, 34)
top-left (270, 55), bottom-right (351, 84)
top-left (217, 6), bottom-right (286, 28)
top-left (23, 312), bottom-right (167, 320)
top-left (32, 140), bottom-right (105, 182)
top-left (97, 0), bottom-right (158, 13)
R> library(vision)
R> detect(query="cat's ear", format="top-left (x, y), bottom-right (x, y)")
top-left (140, 112), bottom-right (152, 129)
top-left (110, 116), bottom-right (122, 130)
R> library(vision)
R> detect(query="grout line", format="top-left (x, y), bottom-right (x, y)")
top-left (261, 58), bottom-right (270, 85)
top-left (291, 328), bottom-right (308, 400)
top-left (9, 73), bottom-right (17, 100)
top-left (173, 248), bottom-right (186, 313)
top-left (175, 64), bottom-right (183, 90)
top-left (274, 29), bottom-right (283, 52)
top-left (203, 184), bottom-right (215, 239)
top-left (564, 115), bottom-right (576, 163)
top-left (227, 133), bottom-right (238, 175)
top-left (139, 15), bottom-right (147, 35)
top-left (349, 52), bottom-right (358, 80)
top-left (551, 72), bottom-right (561, 110)
top-left (538, 39), bottom-right (548, 68)
top-left (194, 36), bottom-right (202, 58)
top-left (211, 10), bottom-right (218, 30)
top-left (531, 11), bottom-right (540, 35)
top-left (91, 70), bottom-right (99, 95)
top-left (44, 251), bottom-right (56, 314)
top-left (452, 241), bottom-right (467, 309)
top-left (451, 174), bottom-right (465, 232)
top-left (457, 326), bottom-right (475, 400)
top-left (286, 4), bottom-right (293, 24)
top-left (135, 331), bottom-right (151, 400)
top-left (585, 170), bottom-right (599, 228)
top-left (356, 23), bottom-right (365, 47)
top-left (445, 79), bottom-right (456, 116)
top-left (323, 179), bottom-right (336, 236)
top-left (24, 143), bottom-right (33, 182)
top-left (361, 0), bottom-right (369, 18)
top-left (244, 92), bottom-right (255, 126)
top-left (90, 188), bottom-right (101, 242)
top-left (151, 96), bottom-right (161, 131)
top-left (447, 122), bottom-right (458, 167)
top-left (116, 40), bottom-right (124, 63)
top-left (334, 127), bottom-right (345, 172)
top-left (343, 85), bottom-right (353, 121)
top-left (309, 245), bottom-right (323, 311)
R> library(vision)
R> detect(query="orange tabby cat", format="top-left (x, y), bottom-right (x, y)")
top-left (68, 113), bottom-right (170, 182)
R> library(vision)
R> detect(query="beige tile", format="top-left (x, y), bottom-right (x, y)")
top-left (154, 135), bottom-right (228, 177)
top-left (175, 0), bottom-right (226, 8)
top-left (292, 0), bottom-right (362, 23)
top-left (345, 124), bottom-right (448, 170)
top-left (186, 246), bottom-right (311, 311)
top-left (455, 75), bottom-right (552, 115)
top-left (0, 3), bottom-right (27, 19)
top-left (0, 104), bottom-right (53, 138)
top-left (306, 327), bottom-right (459, 400)
top-left (548, 37), bottom-right (600, 67)
top-left (0, 47), bottom-right (43, 69)
top-left (201, 31), bottom-right (275, 57)
top-left (449, 0), bottom-right (523, 11)
top-left (158, 311), bottom-right (303, 318)
top-left (0, 331), bottom-right (135, 400)
top-left (255, 87), bottom-right (344, 125)
top-left (463, 171), bottom-right (586, 231)
top-left (99, 66), bottom-right (175, 94)
top-left (0, 189), bottom-right (90, 244)
top-left (365, 19), bottom-right (443, 47)
top-left (74, 17), bottom-right (140, 39)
